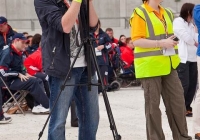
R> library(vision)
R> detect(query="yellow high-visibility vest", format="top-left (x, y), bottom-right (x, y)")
top-left (130, 4), bottom-right (180, 78)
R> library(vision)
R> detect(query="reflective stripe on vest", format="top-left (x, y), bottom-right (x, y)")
top-left (134, 49), bottom-right (178, 58)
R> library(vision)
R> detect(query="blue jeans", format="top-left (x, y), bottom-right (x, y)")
top-left (48, 67), bottom-right (99, 140)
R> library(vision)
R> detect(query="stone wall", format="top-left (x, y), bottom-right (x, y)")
top-left (0, 0), bottom-right (199, 36)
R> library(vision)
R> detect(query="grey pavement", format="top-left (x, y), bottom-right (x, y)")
top-left (0, 87), bottom-right (196, 140)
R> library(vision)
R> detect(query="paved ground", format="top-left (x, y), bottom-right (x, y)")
top-left (0, 87), bottom-right (196, 140)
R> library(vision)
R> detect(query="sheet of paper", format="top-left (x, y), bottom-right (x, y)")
top-left (163, 48), bottom-right (175, 56)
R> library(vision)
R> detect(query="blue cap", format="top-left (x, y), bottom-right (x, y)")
top-left (0, 16), bottom-right (7, 24)
top-left (13, 33), bottom-right (28, 41)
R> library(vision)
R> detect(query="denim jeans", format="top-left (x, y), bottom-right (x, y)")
top-left (48, 67), bottom-right (99, 140)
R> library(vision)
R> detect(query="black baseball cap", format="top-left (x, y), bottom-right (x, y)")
top-left (0, 16), bottom-right (7, 25)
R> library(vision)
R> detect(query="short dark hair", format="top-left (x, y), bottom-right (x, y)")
top-left (105, 28), bottom-right (113, 32)
top-left (32, 33), bottom-right (41, 45)
top-left (180, 3), bottom-right (195, 22)
top-left (27, 35), bottom-right (33, 39)
top-left (23, 32), bottom-right (28, 35)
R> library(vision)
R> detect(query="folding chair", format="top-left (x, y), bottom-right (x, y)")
top-left (1, 77), bottom-right (28, 115)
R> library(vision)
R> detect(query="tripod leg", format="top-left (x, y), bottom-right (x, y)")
top-left (89, 42), bottom-right (121, 140)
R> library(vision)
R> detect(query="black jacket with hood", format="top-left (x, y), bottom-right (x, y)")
top-left (34, 0), bottom-right (71, 79)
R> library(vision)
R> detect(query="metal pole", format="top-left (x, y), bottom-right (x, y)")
top-left (31, 20), bottom-right (35, 31)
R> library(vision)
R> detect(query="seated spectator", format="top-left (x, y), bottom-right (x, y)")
top-left (0, 33), bottom-right (49, 114)
top-left (105, 28), bottom-right (118, 44)
top-left (0, 16), bottom-right (15, 52)
top-left (26, 33), bottom-right (41, 55)
top-left (118, 35), bottom-right (127, 47)
top-left (24, 46), bottom-right (50, 98)
top-left (27, 35), bottom-right (33, 46)
top-left (23, 32), bottom-right (29, 38)
top-left (119, 37), bottom-right (134, 70)
top-left (126, 37), bottom-right (135, 49)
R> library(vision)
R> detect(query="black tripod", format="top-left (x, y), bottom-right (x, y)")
top-left (38, 0), bottom-right (121, 140)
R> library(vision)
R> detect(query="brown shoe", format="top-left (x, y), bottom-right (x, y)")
top-left (20, 104), bottom-right (29, 111)
top-left (6, 106), bottom-right (19, 114)
top-left (195, 133), bottom-right (200, 139)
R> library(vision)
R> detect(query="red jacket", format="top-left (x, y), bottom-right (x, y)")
top-left (23, 47), bottom-right (42, 76)
top-left (120, 46), bottom-right (134, 68)
top-left (111, 38), bottom-right (118, 44)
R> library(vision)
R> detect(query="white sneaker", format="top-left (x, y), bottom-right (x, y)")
top-left (32, 105), bottom-right (41, 114)
top-left (38, 105), bottom-right (49, 114)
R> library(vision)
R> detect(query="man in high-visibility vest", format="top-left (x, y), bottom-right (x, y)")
top-left (130, 0), bottom-right (192, 139)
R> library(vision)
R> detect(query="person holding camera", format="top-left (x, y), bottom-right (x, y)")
top-left (130, 0), bottom-right (192, 139)
top-left (34, 0), bottom-right (99, 140)
top-left (173, 3), bottom-right (198, 117)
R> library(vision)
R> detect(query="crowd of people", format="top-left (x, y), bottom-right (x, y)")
top-left (0, 0), bottom-right (200, 140)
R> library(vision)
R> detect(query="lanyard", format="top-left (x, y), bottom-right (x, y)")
top-left (154, 13), bottom-right (168, 39)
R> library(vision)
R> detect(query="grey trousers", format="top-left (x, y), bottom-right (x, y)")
top-left (141, 70), bottom-right (192, 140)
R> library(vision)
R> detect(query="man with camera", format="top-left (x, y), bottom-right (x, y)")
top-left (34, 0), bottom-right (99, 140)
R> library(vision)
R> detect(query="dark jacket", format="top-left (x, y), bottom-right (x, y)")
top-left (0, 25), bottom-right (15, 52)
top-left (26, 44), bottom-right (39, 55)
top-left (0, 45), bottom-right (26, 83)
top-left (34, 0), bottom-right (70, 79)
top-left (90, 28), bottom-right (111, 65)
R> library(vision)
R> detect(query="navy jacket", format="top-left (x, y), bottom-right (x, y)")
top-left (34, 0), bottom-right (71, 79)
top-left (0, 25), bottom-right (15, 52)
top-left (26, 44), bottom-right (39, 55)
top-left (0, 45), bottom-right (26, 83)
top-left (90, 28), bottom-right (111, 65)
